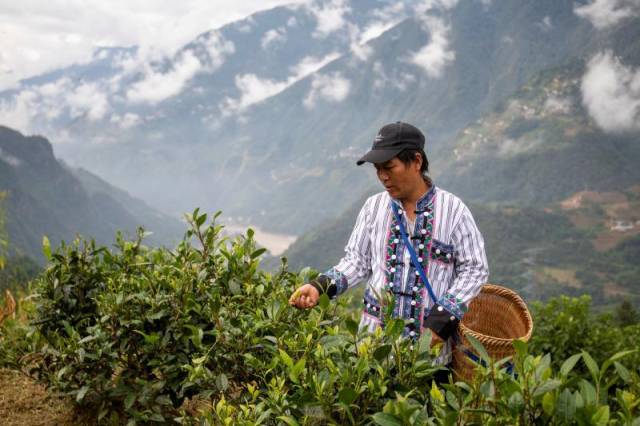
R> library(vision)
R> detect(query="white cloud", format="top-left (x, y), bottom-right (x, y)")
top-left (573, 0), bottom-right (640, 29)
top-left (126, 51), bottom-right (203, 104)
top-left (0, 0), bottom-right (306, 90)
top-left (308, 0), bottom-right (352, 38)
top-left (581, 51), bottom-right (640, 132)
top-left (222, 51), bottom-right (341, 114)
top-left (67, 82), bottom-right (110, 120)
top-left (289, 52), bottom-right (341, 76)
top-left (574, 0), bottom-right (640, 29)
top-left (221, 74), bottom-right (291, 115)
top-left (0, 148), bottom-right (22, 167)
top-left (537, 16), bottom-right (553, 32)
top-left (261, 27), bottom-right (287, 49)
top-left (303, 72), bottom-right (350, 108)
top-left (287, 16), bottom-right (298, 27)
top-left (111, 112), bottom-right (142, 129)
top-left (372, 61), bottom-right (415, 91)
top-left (197, 31), bottom-right (236, 69)
top-left (409, 16), bottom-right (455, 78)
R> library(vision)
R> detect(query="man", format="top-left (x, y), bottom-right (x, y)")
top-left (289, 121), bottom-right (489, 366)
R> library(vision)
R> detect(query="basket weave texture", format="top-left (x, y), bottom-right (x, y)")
top-left (452, 284), bottom-right (533, 381)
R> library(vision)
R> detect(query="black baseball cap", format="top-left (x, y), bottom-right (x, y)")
top-left (356, 121), bottom-right (426, 166)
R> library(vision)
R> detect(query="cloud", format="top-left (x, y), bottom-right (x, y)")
top-left (308, 0), bottom-right (352, 38)
top-left (0, 148), bottom-right (22, 167)
top-left (221, 74), bottom-right (291, 115)
top-left (0, 0), bottom-right (306, 90)
top-left (303, 72), bottom-right (350, 108)
top-left (408, 0), bottom-right (459, 78)
top-left (581, 51), bottom-right (640, 132)
top-left (409, 16), bottom-right (455, 78)
top-left (111, 112), bottom-right (142, 129)
top-left (126, 51), bottom-right (203, 104)
top-left (261, 27), bottom-right (287, 49)
top-left (537, 16), bottom-right (553, 32)
top-left (574, 0), bottom-right (640, 29)
top-left (372, 61), bottom-right (415, 91)
top-left (67, 82), bottom-right (110, 120)
top-left (222, 52), bottom-right (341, 114)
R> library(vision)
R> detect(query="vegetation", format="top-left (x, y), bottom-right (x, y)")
top-left (0, 211), bottom-right (638, 424)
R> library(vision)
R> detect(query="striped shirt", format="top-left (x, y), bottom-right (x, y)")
top-left (323, 184), bottom-right (489, 364)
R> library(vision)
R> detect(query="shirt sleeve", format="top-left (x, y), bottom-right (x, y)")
top-left (423, 204), bottom-right (489, 339)
top-left (312, 197), bottom-right (373, 298)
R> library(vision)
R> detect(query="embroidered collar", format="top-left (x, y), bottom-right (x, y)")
top-left (390, 184), bottom-right (437, 212)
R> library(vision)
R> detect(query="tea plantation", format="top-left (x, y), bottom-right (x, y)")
top-left (0, 210), bottom-right (639, 425)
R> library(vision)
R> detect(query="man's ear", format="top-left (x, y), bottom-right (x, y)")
top-left (414, 153), bottom-right (423, 171)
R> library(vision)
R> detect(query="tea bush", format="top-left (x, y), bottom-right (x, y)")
top-left (0, 209), bottom-right (638, 425)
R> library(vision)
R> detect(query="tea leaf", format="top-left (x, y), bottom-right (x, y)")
top-left (373, 344), bottom-right (392, 362)
top-left (42, 236), bottom-right (51, 260)
top-left (76, 385), bottom-right (89, 403)
top-left (338, 388), bottom-right (358, 405)
top-left (372, 412), bottom-right (403, 426)
top-left (345, 318), bottom-right (359, 338)
top-left (560, 353), bottom-right (581, 377)
top-left (591, 405), bottom-right (610, 426)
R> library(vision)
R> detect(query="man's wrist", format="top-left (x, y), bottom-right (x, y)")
top-left (309, 274), bottom-right (338, 298)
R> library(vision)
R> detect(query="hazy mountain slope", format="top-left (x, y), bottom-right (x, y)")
top-left (175, 0), bottom-right (607, 232)
top-left (2, 0), bottom-right (611, 234)
top-left (0, 126), bottom-right (183, 263)
top-left (438, 59), bottom-right (640, 207)
top-left (282, 185), bottom-right (640, 306)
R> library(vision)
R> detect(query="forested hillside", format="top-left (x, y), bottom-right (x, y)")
top-left (0, 126), bottom-right (183, 263)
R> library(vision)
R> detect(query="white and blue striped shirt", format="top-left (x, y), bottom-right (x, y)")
top-left (323, 185), bottom-right (489, 364)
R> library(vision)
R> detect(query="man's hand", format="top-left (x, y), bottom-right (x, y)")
top-left (289, 284), bottom-right (320, 309)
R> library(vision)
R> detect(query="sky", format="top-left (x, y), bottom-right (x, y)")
top-left (0, 0), bottom-right (307, 90)
top-left (0, 0), bottom-right (639, 135)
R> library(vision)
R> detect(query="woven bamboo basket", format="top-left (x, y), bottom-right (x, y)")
top-left (452, 284), bottom-right (533, 381)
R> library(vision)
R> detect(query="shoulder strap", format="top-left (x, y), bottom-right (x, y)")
top-left (391, 202), bottom-right (438, 304)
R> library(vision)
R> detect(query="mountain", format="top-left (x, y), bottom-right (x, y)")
top-left (281, 185), bottom-right (640, 307)
top-left (280, 60), bottom-right (640, 306)
top-left (3, 0), bottom-right (633, 235)
top-left (0, 126), bottom-right (183, 264)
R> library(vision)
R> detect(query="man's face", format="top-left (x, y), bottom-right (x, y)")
top-left (374, 156), bottom-right (421, 200)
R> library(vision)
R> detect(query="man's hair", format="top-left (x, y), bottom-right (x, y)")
top-left (397, 148), bottom-right (429, 173)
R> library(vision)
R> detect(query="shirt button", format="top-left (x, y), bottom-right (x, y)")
top-left (391, 255), bottom-right (396, 260)
top-left (412, 286), bottom-right (419, 292)
top-left (409, 317), bottom-right (415, 323)
top-left (395, 225), bottom-right (400, 230)
top-left (331, 279), bottom-right (336, 284)
top-left (437, 306), bottom-right (443, 312)
top-left (409, 331), bottom-right (416, 337)
top-left (435, 249), bottom-right (441, 255)
top-left (450, 315), bottom-right (456, 321)
top-left (418, 257), bottom-right (423, 262)
top-left (390, 267), bottom-right (396, 273)
top-left (367, 303), bottom-right (371, 308)
top-left (421, 229), bottom-right (427, 235)
top-left (394, 239), bottom-right (399, 244)
top-left (411, 300), bottom-right (417, 306)
top-left (415, 271), bottom-right (420, 276)
top-left (446, 253), bottom-right (452, 259)
top-left (419, 244), bottom-right (425, 249)
top-left (423, 212), bottom-right (429, 217)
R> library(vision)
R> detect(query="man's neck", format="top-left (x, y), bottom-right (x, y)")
top-left (400, 179), bottom-right (431, 220)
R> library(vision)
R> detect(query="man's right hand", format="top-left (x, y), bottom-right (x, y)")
top-left (289, 284), bottom-right (320, 309)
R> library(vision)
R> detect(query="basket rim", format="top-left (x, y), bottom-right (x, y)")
top-left (458, 284), bottom-right (533, 345)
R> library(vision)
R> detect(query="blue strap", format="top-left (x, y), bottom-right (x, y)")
top-left (391, 203), bottom-right (438, 305)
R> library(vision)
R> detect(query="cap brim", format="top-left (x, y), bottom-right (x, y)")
top-left (356, 148), bottom-right (403, 166)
